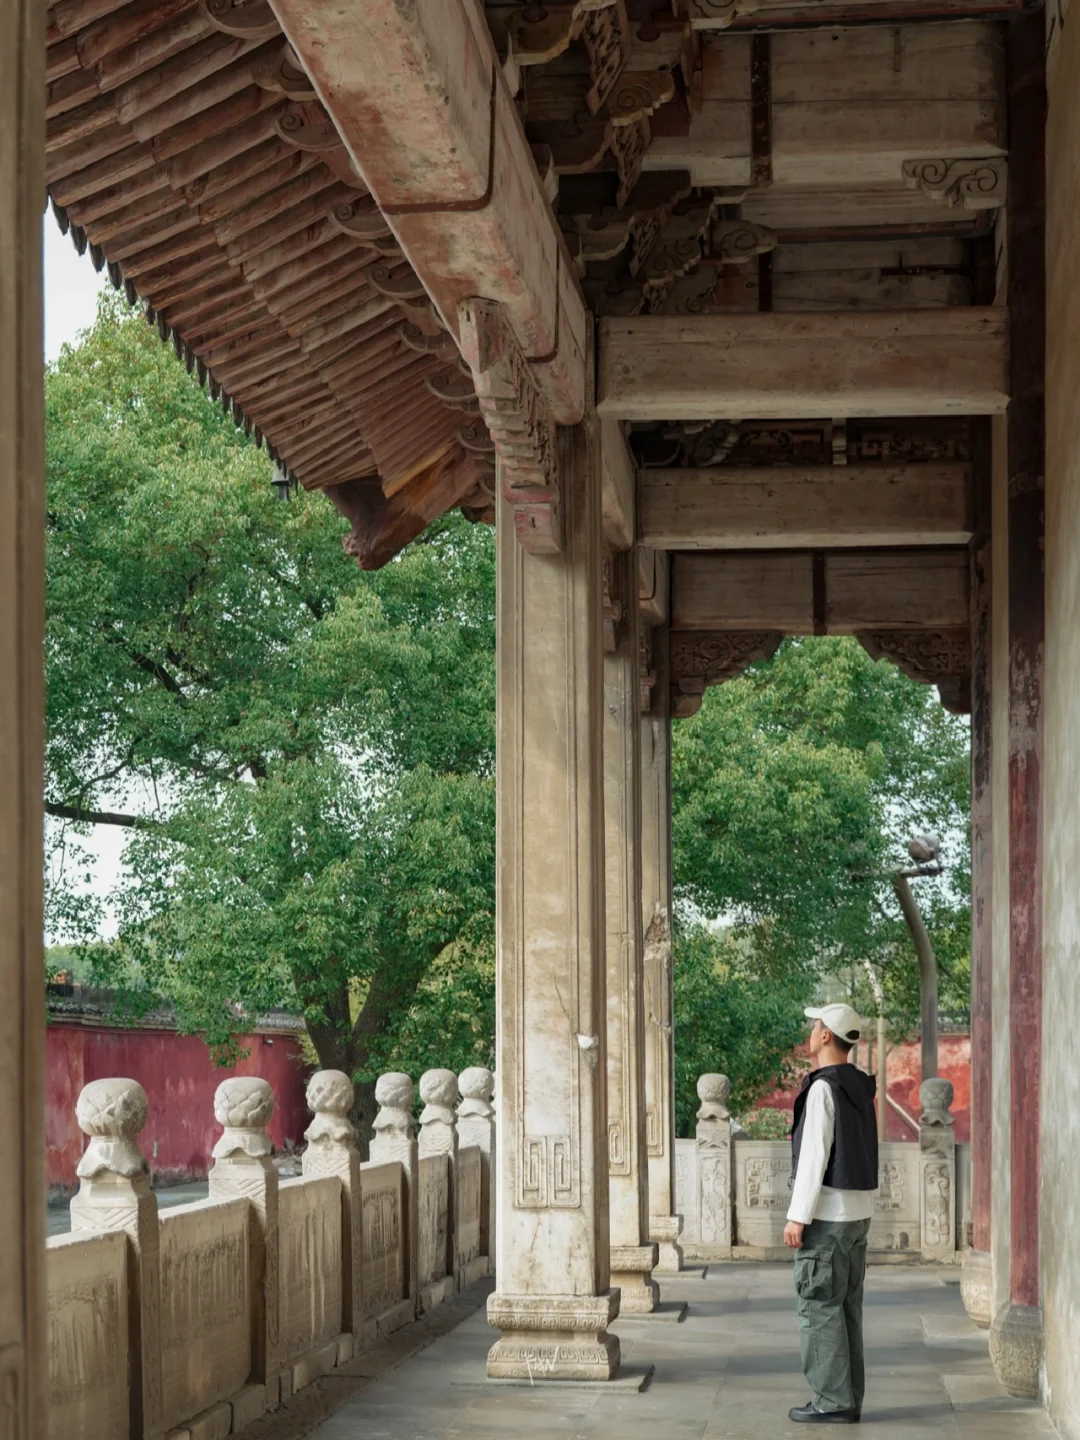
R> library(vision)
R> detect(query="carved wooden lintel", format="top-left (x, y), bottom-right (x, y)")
top-left (857, 629), bottom-right (971, 714)
top-left (902, 158), bottom-right (1007, 211)
top-left (458, 297), bottom-right (561, 553)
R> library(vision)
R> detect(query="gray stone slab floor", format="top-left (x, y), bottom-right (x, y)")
top-left (303, 1263), bottom-right (1059, 1440)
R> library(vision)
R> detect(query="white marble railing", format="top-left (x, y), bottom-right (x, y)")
top-left (45, 1065), bottom-right (495, 1440)
top-left (676, 1073), bottom-right (960, 1263)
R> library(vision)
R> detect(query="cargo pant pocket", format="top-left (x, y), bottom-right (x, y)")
top-left (794, 1247), bottom-right (835, 1302)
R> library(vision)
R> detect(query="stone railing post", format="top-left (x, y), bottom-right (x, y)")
top-left (458, 1066), bottom-right (496, 1274)
top-left (695, 1074), bottom-right (734, 1259)
top-left (418, 1068), bottom-right (460, 1287)
top-left (208, 1078), bottom-right (282, 1400)
top-left (919, 1077), bottom-right (956, 1263)
top-left (369, 1072), bottom-right (419, 1316)
top-left (70, 1078), bottom-right (164, 1440)
top-left (303, 1070), bottom-right (363, 1351)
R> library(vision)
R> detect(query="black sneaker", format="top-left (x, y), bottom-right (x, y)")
top-left (788, 1401), bottom-right (857, 1424)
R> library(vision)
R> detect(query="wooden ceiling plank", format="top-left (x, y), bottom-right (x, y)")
top-left (597, 310), bottom-right (1008, 420)
top-left (639, 463), bottom-right (971, 548)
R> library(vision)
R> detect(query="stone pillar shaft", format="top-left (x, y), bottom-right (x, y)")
top-left (640, 625), bottom-right (681, 1271)
top-left (303, 1071), bottom-right (364, 1341)
top-left (488, 423), bottom-right (620, 1380)
top-left (605, 547), bottom-right (658, 1313)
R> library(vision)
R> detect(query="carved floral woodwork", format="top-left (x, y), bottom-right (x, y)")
top-left (857, 629), bottom-right (971, 714)
top-left (200, 0), bottom-right (280, 40)
top-left (458, 297), bottom-right (561, 552)
top-left (631, 417), bottom-right (973, 470)
top-left (711, 220), bottom-right (777, 264)
top-left (902, 158), bottom-right (1007, 210)
top-left (668, 630), bottom-right (783, 717)
top-left (685, 0), bottom-right (764, 25)
top-left (581, 1), bottom-right (631, 114)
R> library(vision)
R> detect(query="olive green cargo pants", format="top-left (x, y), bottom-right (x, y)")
top-left (793, 1217), bottom-right (872, 1415)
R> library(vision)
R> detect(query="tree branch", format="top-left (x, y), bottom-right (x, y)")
top-left (46, 801), bottom-right (146, 828)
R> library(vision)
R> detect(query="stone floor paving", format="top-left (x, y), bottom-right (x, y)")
top-left (306, 1264), bottom-right (1059, 1440)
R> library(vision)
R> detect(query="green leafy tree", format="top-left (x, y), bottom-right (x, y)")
top-left (670, 635), bottom-right (970, 1124)
top-left (46, 293), bottom-right (496, 1137)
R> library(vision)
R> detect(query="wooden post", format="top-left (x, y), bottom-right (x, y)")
top-left (989, 9), bottom-right (1046, 1402)
top-left (1, 0), bottom-right (46, 1426)
top-left (605, 545), bottom-right (659, 1314)
top-left (488, 420), bottom-right (621, 1381)
top-left (962, 419), bottom-right (994, 1327)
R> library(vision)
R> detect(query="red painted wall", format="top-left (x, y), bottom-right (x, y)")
top-left (47, 1021), bottom-right (311, 1197)
top-left (754, 1032), bottom-right (972, 1144)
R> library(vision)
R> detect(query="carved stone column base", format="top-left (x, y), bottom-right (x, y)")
top-left (650, 1214), bottom-right (684, 1274)
top-left (611, 1244), bottom-right (660, 1312)
top-left (989, 1302), bottom-right (1042, 1398)
top-left (487, 1292), bottom-right (621, 1380)
top-left (960, 1249), bottom-right (993, 1329)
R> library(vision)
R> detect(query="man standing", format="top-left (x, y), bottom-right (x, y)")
top-left (783, 1003), bottom-right (879, 1425)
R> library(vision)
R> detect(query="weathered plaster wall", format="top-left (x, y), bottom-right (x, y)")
top-left (1041, 18), bottom-right (1080, 1436)
top-left (47, 1023), bottom-right (310, 1196)
top-left (990, 409), bottom-right (1011, 1322)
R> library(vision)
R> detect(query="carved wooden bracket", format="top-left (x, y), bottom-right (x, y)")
top-left (458, 298), bottom-right (561, 553)
top-left (669, 630), bottom-right (784, 717)
top-left (582, 1), bottom-right (631, 114)
top-left (685, 0), bottom-right (764, 26)
top-left (857, 629), bottom-right (971, 714)
top-left (711, 220), bottom-right (777, 264)
top-left (902, 158), bottom-right (1007, 211)
top-left (201, 0), bottom-right (280, 40)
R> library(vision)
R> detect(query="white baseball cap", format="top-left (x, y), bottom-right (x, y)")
top-left (805, 1003), bottom-right (863, 1043)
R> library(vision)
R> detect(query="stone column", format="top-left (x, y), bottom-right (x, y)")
top-left (488, 423), bottom-right (621, 1381)
top-left (962, 422), bottom-right (994, 1326)
top-left (458, 1066), bottom-right (496, 1273)
top-left (0, 0), bottom-right (47, 1424)
top-left (418, 1068), bottom-right (460, 1288)
top-left (71, 1078), bottom-right (164, 1439)
top-left (208, 1078), bottom-right (282, 1399)
top-left (303, 1070), bottom-right (363, 1347)
top-left (919, 1079), bottom-right (957, 1263)
top-left (695, 1075), bottom-right (733, 1259)
top-left (990, 9), bottom-right (1046, 1403)
top-left (605, 545), bottom-right (659, 1313)
top-left (369, 1072), bottom-right (419, 1318)
top-left (640, 623), bottom-right (682, 1273)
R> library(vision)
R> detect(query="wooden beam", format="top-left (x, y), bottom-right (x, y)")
top-left (597, 310), bottom-right (1008, 421)
top-left (639, 464), bottom-right (972, 548)
top-left (268, 0), bottom-right (588, 424)
top-left (671, 549), bottom-right (969, 631)
top-left (638, 546), bottom-right (670, 627)
top-left (601, 416), bottom-right (636, 551)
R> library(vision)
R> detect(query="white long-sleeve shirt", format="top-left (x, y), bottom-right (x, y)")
top-left (787, 1079), bottom-right (876, 1225)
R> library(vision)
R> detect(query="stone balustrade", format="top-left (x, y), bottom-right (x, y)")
top-left (676, 1073), bottom-right (962, 1263)
top-left (45, 1066), bottom-right (494, 1440)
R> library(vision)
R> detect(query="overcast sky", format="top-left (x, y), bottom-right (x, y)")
top-left (44, 218), bottom-right (118, 941)
top-left (44, 213), bottom-right (107, 362)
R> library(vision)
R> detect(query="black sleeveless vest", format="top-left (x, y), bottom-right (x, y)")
top-left (790, 1064), bottom-right (878, 1192)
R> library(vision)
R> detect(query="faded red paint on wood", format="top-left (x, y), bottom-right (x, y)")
top-left (969, 417), bottom-right (993, 1254)
top-left (46, 1021), bottom-right (310, 1197)
top-left (1005, 10), bottom-right (1046, 1315)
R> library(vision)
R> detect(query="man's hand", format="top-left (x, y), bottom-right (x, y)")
top-left (784, 1221), bottom-right (805, 1248)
